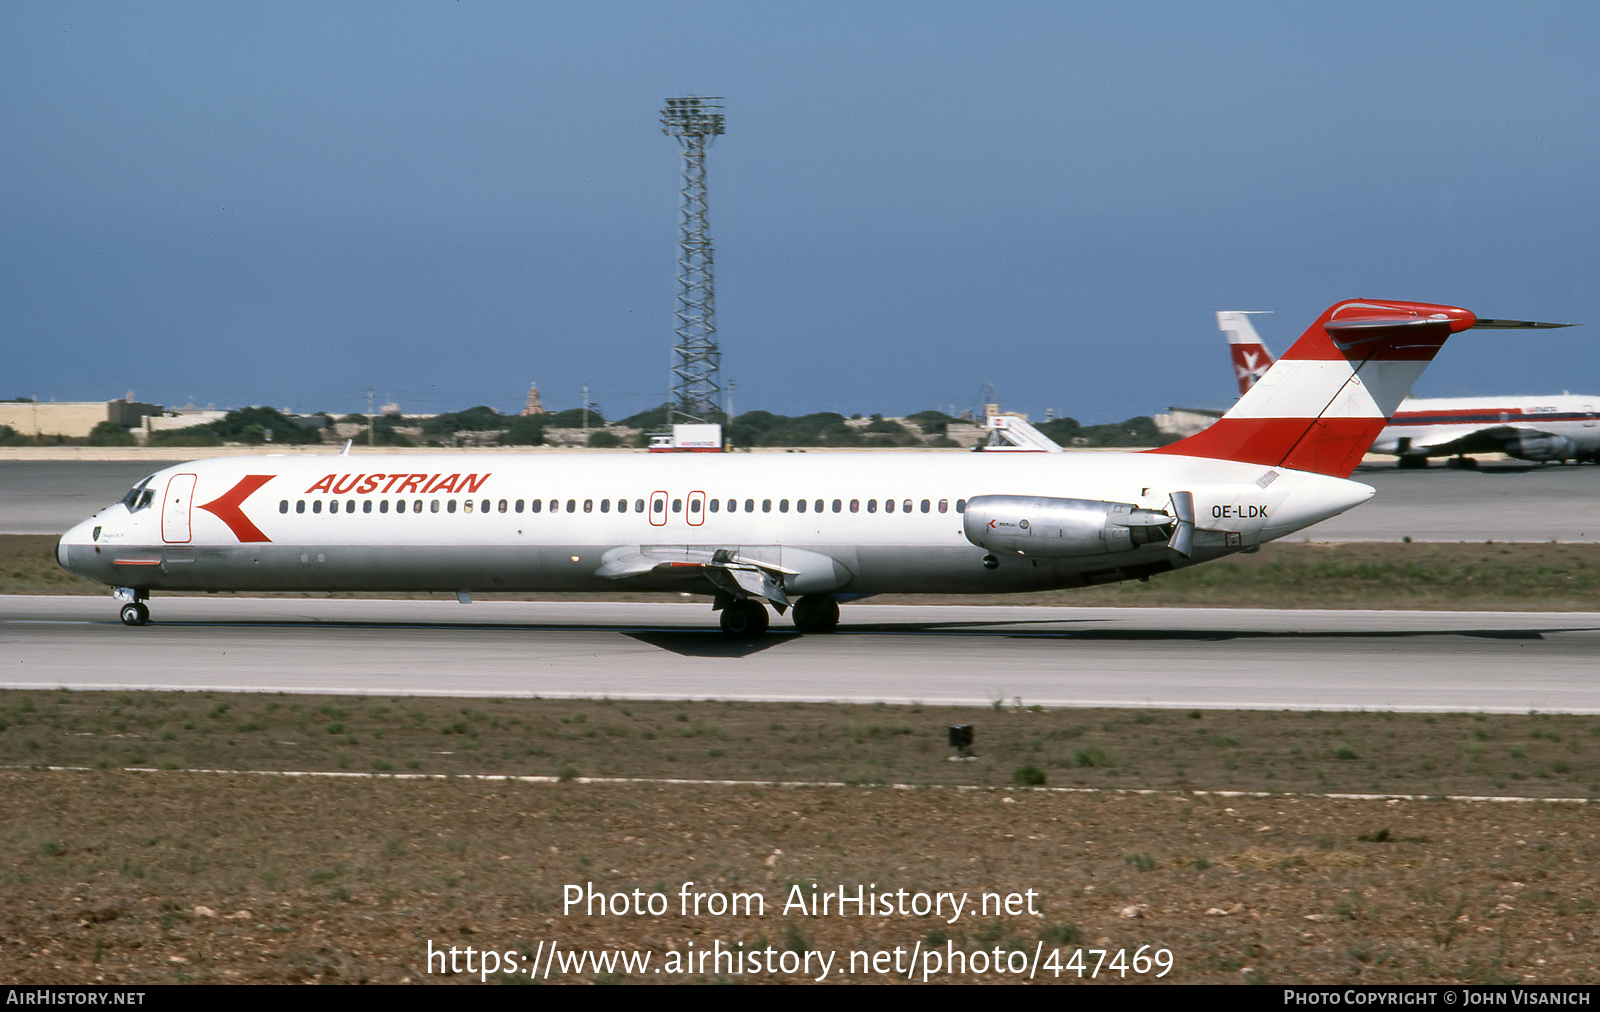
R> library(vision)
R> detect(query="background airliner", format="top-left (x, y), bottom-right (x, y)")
top-left (59, 300), bottom-right (1545, 634)
top-left (1219, 310), bottom-right (1594, 468)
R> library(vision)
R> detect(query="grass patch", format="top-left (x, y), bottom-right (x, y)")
top-left (3, 692), bottom-right (1598, 799)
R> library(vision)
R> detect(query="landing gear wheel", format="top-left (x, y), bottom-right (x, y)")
top-left (1445, 456), bottom-right (1479, 470)
top-left (1397, 456), bottom-right (1429, 469)
top-left (719, 600), bottom-right (770, 638)
top-left (119, 602), bottom-right (149, 627)
top-left (792, 595), bottom-right (840, 633)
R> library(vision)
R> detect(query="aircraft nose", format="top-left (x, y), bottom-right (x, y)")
top-left (57, 517), bottom-right (97, 574)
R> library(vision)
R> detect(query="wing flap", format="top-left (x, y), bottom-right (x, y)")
top-left (594, 545), bottom-right (797, 611)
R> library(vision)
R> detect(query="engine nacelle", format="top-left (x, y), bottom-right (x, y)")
top-left (1504, 433), bottom-right (1577, 462)
top-left (963, 495), bottom-right (1174, 558)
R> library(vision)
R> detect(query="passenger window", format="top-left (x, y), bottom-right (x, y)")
top-left (414, 499), bottom-right (423, 513)
top-left (690, 498), bottom-right (701, 514)
top-left (956, 499), bottom-right (966, 513)
top-left (833, 499), bottom-right (842, 513)
top-left (515, 500), bottom-right (524, 513)
top-left (601, 499), bottom-right (610, 513)
top-left (380, 500), bottom-right (389, 514)
top-left (709, 499), bottom-right (719, 512)
top-left (726, 499), bottom-right (737, 512)
top-left (348, 499), bottom-right (356, 513)
top-left (921, 499), bottom-right (930, 513)
top-left (634, 499), bottom-right (644, 512)
top-left (279, 500), bottom-right (288, 514)
top-left (448, 500), bottom-right (457, 514)
top-left (672, 499), bottom-right (682, 513)
top-left (867, 499), bottom-right (877, 513)
top-left (499, 499), bottom-right (508, 513)
top-left (779, 499), bottom-right (789, 513)
top-left (431, 499), bottom-right (440, 513)
top-left (531, 499), bottom-right (542, 513)
top-left (762, 499), bottom-right (772, 513)
top-left (815, 499), bottom-right (824, 513)
top-left (884, 499), bottom-right (894, 513)
top-left (297, 501), bottom-right (305, 514)
top-left (938, 499), bottom-right (948, 513)
top-left (584, 499), bottom-right (593, 513)
top-left (850, 499), bottom-right (859, 513)
top-left (653, 499), bottom-right (665, 514)
top-left (482, 499), bottom-right (490, 513)
top-left (364, 500), bottom-right (372, 514)
top-left (566, 499), bottom-right (576, 513)
top-left (464, 499), bottom-right (473, 513)
top-left (329, 500), bottom-right (339, 514)
top-left (744, 499), bottom-right (755, 513)
top-left (795, 499), bottom-right (805, 513)
top-left (313, 500), bottom-right (323, 514)
top-left (904, 499), bottom-right (913, 513)
top-left (617, 499), bottom-right (627, 513)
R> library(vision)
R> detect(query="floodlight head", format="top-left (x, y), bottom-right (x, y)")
top-left (661, 96), bottom-right (725, 139)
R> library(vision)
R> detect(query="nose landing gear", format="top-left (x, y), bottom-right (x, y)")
top-left (115, 589), bottom-right (150, 626)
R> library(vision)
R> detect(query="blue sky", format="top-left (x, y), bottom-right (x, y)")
top-left (4, 2), bottom-right (1598, 422)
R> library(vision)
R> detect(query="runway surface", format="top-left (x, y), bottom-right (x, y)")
top-left (0, 460), bottom-right (182, 534)
top-left (5, 596), bottom-right (1596, 713)
top-left (2, 458), bottom-right (1593, 540)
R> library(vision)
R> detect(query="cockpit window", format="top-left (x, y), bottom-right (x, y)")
top-left (120, 476), bottom-right (156, 513)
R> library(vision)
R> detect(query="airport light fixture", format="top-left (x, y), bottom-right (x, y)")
top-left (661, 97), bottom-right (725, 426)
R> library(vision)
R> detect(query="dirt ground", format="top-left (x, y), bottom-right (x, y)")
top-left (2, 694), bottom-right (1597, 985)
top-left (2, 774), bottom-right (1595, 986)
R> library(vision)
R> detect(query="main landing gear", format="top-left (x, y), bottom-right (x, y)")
top-left (718, 599), bottom-right (770, 638)
top-left (115, 589), bottom-right (150, 626)
top-left (716, 595), bottom-right (841, 637)
top-left (791, 595), bottom-right (840, 633)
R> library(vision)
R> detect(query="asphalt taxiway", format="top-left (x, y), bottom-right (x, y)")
top-left (4, 596), bottom-right (1596, 713)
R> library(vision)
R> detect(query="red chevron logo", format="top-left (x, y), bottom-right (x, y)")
top-left (198, 475), bottom-right (275, 543)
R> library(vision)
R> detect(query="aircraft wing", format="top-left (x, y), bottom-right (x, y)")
top-left (1404, 424), bottom-right (1562, 457)
top-left (594, 545), bottom-right (800, 611)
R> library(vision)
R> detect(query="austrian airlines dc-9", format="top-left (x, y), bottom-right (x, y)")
top-left (1220, 310), bottom-right (1592, 467)
top-left (59, 300), bottom-right (1557, 634)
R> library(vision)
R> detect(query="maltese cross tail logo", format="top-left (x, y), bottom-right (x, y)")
top-left (197, 475), bottom-right (275, 543)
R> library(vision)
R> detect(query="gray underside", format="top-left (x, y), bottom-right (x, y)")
top-left (64, 541), bottom-right (1197, 597)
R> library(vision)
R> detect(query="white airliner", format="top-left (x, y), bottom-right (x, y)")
top-left (59, 299), bottom-right (1546, 633)
top-left (1219, 310), bottom-right (1595, 467)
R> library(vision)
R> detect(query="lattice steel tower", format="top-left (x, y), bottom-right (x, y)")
top-left (661, 96), bottom-right (725, 425)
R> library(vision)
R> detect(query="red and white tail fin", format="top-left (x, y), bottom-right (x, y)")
top-left (1218, 310), bottom-right (1275, 395)
top-left (1151, 299), bottom-right (1477, 478)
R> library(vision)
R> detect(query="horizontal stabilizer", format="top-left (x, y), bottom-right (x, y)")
top-left (1468, 319), bottom-right (1574, 330)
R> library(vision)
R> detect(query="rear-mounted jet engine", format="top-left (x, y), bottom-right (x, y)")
top-left (963, 495), bottom-right (1179, 558)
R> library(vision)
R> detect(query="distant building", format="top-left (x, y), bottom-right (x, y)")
top-left (1153, 407), bottom-right (1223, 438)
top-left (146, 409), bottom-right (228, 433)
top-left (0, 396), bottom-right (164, 438)
top-left (521, 383), bottom-right (547, 416)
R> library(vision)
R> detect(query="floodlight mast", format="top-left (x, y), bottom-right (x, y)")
top-left (661, 96), bottom-right (725, 426)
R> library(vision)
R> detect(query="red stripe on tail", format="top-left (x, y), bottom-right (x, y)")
top-left (1151, 300), bottom-right (1476, 477)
